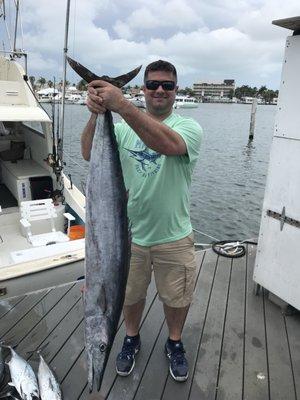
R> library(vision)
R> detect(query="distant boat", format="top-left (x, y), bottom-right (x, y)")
top-left (128, 95), bottom-right (146, 108)
top-left (174, 96), bottom-right (198, 109)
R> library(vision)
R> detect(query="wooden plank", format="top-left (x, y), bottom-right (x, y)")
top-left (16, 283), bottom-right (81, 355)
top-left (134, 323), bottom-right (169, 400)
top-left (0, 289), bottom-right (50, 338)
top-left (159, 251), bottom-right (218, 400)
top-left (189, 254), bottom-right (232, 400)
top-left (0, 295), bottom-right (26, 319)
top-left (265, 293), bottom-right (296, 399)
top-left (60, 349), bottom-right (87, 399)
top-left (96, 277), bottom-right (158, 397)
top-left (28, 296), bottom-right (84, 374)
top-left (1, 284), bottom-right (74, 345)
top-left (61, 277), bottom-right (159, 399)
top-left (244, 245), bottom-right (269, 399)
top-left (216, 252), bottom-right (246, 400)
top-left (78, 383), bottom-right (89, 400)
top-left (106, 293), bottom-right (165, 399)
top-left (51, 319), bottom-right (85, 382)
top-left (285, 313), bottom-right (300, 399)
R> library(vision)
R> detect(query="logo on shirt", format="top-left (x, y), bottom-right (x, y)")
top-left (124, 139), bottom-right (162, 177)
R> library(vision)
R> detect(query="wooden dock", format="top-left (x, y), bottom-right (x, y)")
top-left (0, 246), bottom-right (299, 399)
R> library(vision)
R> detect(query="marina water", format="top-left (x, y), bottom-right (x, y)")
top-left (53, 103), bottom-right (276, 243)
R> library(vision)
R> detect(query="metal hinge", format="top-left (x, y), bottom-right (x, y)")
top-left (267, 207), bottom-right (300, 231)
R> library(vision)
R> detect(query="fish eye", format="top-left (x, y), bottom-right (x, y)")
top-left (99, 342), bottom-right (107, 352)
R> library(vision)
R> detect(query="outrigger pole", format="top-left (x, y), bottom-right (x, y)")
top-left (58, 0), bottom-right (71, 165)
top-left (12, 0), bottom-right (19, 54)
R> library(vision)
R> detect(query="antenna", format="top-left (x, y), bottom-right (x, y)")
top-left (58, 0), bottom-right (71, 165)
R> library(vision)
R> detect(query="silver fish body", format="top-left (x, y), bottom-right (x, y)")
top-left (85, 111), bottom-right (130, 392)
top-left (6, 347), bottom-right (39, 399)
top-left (0, 346), bottom-right (4, 385)
top-left (66, 57), bottom-right (141, 393)
top-left (37, 354), bottom-right (62, 400)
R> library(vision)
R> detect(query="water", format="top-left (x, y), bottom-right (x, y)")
top-left (48, 103), bottom-right (276, 243)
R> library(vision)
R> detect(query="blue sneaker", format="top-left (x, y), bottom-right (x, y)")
top-left (165, 339), bottom-right (189, 382)
top-left (116, 335), bottom-right (141, 376)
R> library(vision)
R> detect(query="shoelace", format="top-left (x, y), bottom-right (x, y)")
top-left (119, 342), bottom-right (137, 360)
top-left (170, 348), bottom-right (187, 366)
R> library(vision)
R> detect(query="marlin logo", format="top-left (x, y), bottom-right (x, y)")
top-left (125, 147), bottom-right (162, 172)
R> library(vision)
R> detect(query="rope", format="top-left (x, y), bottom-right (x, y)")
top-left (62, 150), bottom-right (87, 172)
top-left (192, 228), bottom-right (219, 241)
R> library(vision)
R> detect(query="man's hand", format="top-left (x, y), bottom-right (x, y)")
top-left (87, 80), bottom-right (127, 114)
top-left (86, 85), bottom-right (107, 114)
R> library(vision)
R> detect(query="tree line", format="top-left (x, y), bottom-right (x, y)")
top-left (233, 85), bottom-right (279, 102)
top-left (29, 76), bottom-right (75, 90)
top-left (30, 76), bottom-right (279, 102)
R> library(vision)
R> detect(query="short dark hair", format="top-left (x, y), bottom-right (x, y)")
top-left (144, 60), bottom-right (177, 82)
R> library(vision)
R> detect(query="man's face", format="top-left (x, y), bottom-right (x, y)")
top-left (142, 71), bottom-right (178, 116)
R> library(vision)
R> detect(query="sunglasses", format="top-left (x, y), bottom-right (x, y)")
top-left (145, 80), bottom-right (176, 91)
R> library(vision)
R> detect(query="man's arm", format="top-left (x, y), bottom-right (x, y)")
top-left (87, 82), bottom-right (187, 156)
top-left (118, 101), bottom-right (186, 156)
top-left (81, 113), bottom-right (97, 161)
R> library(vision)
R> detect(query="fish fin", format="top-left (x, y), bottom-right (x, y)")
top-left (67, 56), bottom-right (100, 84)
top-left (110, 66), bottom-right (142, 88)
top-left (98, 285), bottom-right (107, 314)
top-left (67, 56), bottom-right (142, 88)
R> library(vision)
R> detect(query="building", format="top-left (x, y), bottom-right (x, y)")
top-left (193, 79), bottom-right (235, 99)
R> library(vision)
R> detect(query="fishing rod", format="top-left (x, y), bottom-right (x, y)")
top-left (51, 76), bottom-right (57, 163)
top-left (58, 0), bottom-right (71, 165)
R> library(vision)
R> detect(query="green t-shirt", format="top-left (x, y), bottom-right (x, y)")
top-left (114, 113), bottom-right (202, 246)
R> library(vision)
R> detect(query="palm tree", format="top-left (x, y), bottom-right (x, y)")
top-left (77, 79), bottom-right (87, 91)
top-left (37, 77), bottom-right (46, 88)
top-left (29, 76), bottom-right (35, 90)
top-left (47, 80), bottom-right (53, 88)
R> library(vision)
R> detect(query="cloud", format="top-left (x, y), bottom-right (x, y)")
top-left (2, 0), bottom-right (298, 88)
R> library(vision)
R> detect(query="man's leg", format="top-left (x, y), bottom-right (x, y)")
top-left (123, 299), bottom-right (146, 336)
top-left (152, 233), bottom-right (196, 382)
top-left (163, 304), bottom-right (189, 341)
top-left (116, 243), bottom-right (151, 376)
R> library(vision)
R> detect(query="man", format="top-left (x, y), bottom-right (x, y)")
top-left (81, 60), bottom-right (202, 382)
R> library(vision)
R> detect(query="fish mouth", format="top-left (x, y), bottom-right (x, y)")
top-left (87, 348), bottom-right (109, 393)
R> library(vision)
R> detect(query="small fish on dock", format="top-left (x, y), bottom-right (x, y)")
top-left (0, 346), bottom-right (4, 386)
top-left (5, 346), bottom-right (39, 400)
top-left (37, 352), bottom-right (62, 400)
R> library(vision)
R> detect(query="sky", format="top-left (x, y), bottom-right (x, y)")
top-left (1, 0), bottom-right (299, 89)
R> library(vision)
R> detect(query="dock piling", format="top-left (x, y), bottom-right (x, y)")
top-left (249, 98), bottom-right (258, 140)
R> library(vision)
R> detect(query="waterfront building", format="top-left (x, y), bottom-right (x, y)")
top-left (193, 79), bottom-right (235, 99)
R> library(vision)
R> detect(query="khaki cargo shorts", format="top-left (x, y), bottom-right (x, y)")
top-left (124, 233), bottom-right (196, 308)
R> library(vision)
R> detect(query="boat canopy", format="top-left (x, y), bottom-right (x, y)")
top-left (0, 56), bottom-right (51, 122)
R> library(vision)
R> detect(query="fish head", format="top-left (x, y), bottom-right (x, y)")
top-left (85, 314), bottom-right (114, 392)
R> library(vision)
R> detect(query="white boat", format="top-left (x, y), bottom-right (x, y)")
top-left (174, 96), bottom-right (198, 109)
top-left (0, 6), bottom-right (85, 294)
top-left (128, 95), bottom-right (146, 108)
top-left (65, 93), bottom-right (83, 104)
top-left (36, 88), bottom-right (62, 103)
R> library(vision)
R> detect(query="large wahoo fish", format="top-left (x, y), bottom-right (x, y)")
top-left (67, 56), bottom-right (141, 392)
